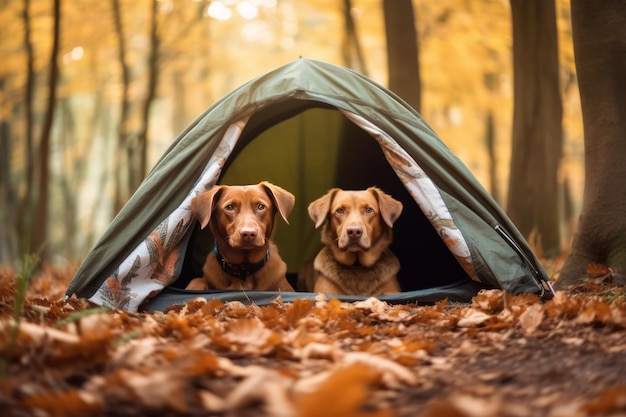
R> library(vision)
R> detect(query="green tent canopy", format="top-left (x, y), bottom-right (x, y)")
top-left (65, 59), bottom-right (554, 312)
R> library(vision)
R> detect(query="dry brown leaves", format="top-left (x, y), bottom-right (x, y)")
top-left (1, 268), bottom-right (625, 417)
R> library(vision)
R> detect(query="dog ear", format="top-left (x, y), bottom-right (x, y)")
top-left (307, 189), bottom-right (339, 229)
top-left (191, 185), bottom-right (224, 229)
top-left (369, 187), bottom-right (403, 228)
top-left (260, 181), bottom-right (295, 224)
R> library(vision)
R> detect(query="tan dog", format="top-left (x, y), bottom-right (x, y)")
top-left (185, 181), bottom-right (295, 292)
top-left (305, 187), bottom-right (403, 296)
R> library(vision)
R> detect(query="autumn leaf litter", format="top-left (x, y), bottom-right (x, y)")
top-left (1, 269), bottom-right (626, 417)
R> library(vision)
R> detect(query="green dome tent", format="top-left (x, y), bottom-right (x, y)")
top-left (65, 59), bottom-right (554, 312)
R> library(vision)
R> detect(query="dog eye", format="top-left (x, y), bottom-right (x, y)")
top-left (365, 206), bottom-right (374, 214)
top-left (257, 203), bottom-right (266, 211)
top-left (335, 207), bottom-right (344, 214)
top-left (225, 204), bottom-right (235, 211)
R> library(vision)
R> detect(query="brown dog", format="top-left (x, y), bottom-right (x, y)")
top-left (185, 181), bottom-right (296, 292)
top-left (305, 187), bottom-right (403, 296)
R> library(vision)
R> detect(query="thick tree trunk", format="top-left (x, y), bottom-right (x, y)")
top-left (556, 1), bottom-right (626, 288)
top-left (32, 0), bottom-right (61, 258)
top-left (382, 0), bottom-right (421, 112)
top-left (507, 0), bottom-right (563, 257)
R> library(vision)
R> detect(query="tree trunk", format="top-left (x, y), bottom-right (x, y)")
top-left (0, 79), bottom-right (18, 265)
top-left (112, 0), bottom-right (132, 214)
top-left (484, 73), bottom-right (500, 203)
top-left (382, 0), bottom-right (421, 112)
top-left (506, 0), bottom-right (563, 257)
top-left (172, 71), bottom-right (187, 135)
top-left (32, 0), bottom-right (61, 258)
top-left (342, 0), bottom-right (368, 76)
top-left (18, 0), bottom-right (36, 242)
top-left (556, 1), bottom-right (626, 288)
top-left (485, 112), bottom-right (500, 203)
top-left (132, 0), bottom-right (159, 194)
top-left (58, 98), bottom-right (80, 260)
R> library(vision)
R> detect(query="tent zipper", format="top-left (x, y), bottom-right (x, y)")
top-left (494, 224), bottom-right (556, 298)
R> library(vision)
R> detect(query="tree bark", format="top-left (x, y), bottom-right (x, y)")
top-left (484, 73), bottom-right (500, 203)
top-left (507, 0), bottom-right (563, 257)
top-left (342, 0), bottom-right (368, 76)
top-left (32, 0), bottom-right (61, 258)
top-left (556, 0), bottom-right (626, 288)
top-left (172, 71), bottom-right (187, 135)
top-left (485, 112), bottom-right (500, 203)
top-left (132, 0), bottom-right (159, 194)
top-left (382, 0), bottom-right (421, 112)
top-left (18, 0), bottom-right (36, 242)
top-left (58, 98), bottom-right (78, 259)
top-left (0, 79), bottom-right (18, 265)
top-left (112, 0), bottom-right (132, 214)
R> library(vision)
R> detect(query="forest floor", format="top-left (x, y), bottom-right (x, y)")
top-left (1, 260), bottom-right (625, 417)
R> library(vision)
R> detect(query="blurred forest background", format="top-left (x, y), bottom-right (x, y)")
top-left (0, 0), bottom-right (582, 267)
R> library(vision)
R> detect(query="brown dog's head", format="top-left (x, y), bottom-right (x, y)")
top-left (307, 187), bottom-right (403, 267)
top-left (191, 181), bottom-right (295, 250)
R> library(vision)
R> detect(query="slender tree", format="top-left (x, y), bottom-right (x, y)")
top-left (342, 0), bottom-right (368, 75)
top-left (556, 1), bottom-right (626, 288)
top-left (133, 0), bottom-right (160, 193)
top-left (18, 0), bottom-right (36, 243)
top-left (382, 0), bottom-right (421, 112)
top-left (31, 0), bottom-right (61, 257)
top-left (507, 0), bottom-right (563, 257)
top-left (58, 95), bottom-right (99, 260)
top-left (0, 79), bottom-right (18, 264)
top-left (482, 72), bottom-right (502, 203)
top-left (112, 0), bottom-right (132, 214)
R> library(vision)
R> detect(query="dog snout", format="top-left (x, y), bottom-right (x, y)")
top-left (239, 227), bottom-right (258, 241)
top-left (346, 226), bottom-right (363, 240)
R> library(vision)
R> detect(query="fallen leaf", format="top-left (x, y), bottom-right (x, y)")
top-left (2, 319), bottom-right (80, 344)
top-left (225, 369), bottom-right (294, 416)
top-left (581, 385), bottom-right (626, 415)
top-left (456, 309), bottom-right (493, 328)
top-left (224, 317), bottom-right (281, 354)
top-left (198, 389), bottom-right (225, 412)
top-left (419, 393), bottom-right (502, 417)
top-left (342, 351), bottom-right (418, 387)
top-left (472, 290), bottom-right (504, 313)
top-left (586, 262), bottom-right (611, 279)
top-left (545, 291), bottom-right (583, 319)
top-left (518, 302), bottom-right (544, 334)
top-left (20, 389), bottom-right (102, 417)
top-left (295, 363), bottom-right (394, 417)
top-left (117, 369), bottom-right (190, 412)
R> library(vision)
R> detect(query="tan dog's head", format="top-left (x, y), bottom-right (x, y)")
top-left (191, 181), bottom-right (295, 250)
top-left (307, 187), bottom-right (403, 267)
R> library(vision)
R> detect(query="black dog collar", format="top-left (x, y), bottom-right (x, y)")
top-left (214, 242), bottom-right (270, 279)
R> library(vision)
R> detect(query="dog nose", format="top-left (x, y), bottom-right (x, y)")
top-left (346, 226), bottom-right (363, 239)
top-left (240, 227), bottom-right (258, 241)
